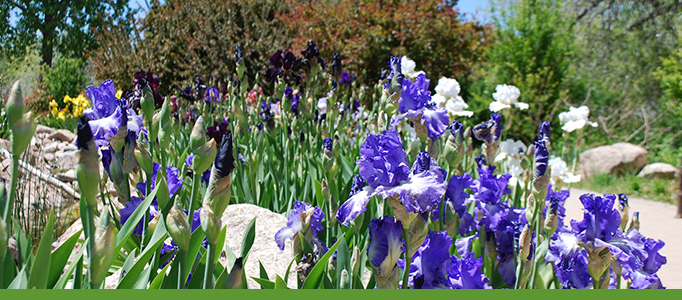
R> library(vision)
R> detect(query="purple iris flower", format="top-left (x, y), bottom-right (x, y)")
top-left (367, 216), bottom-right (404, 278)
top-left (441, 173), bottom-right (477, 235)
top-left (473, 113), bottom-right (502, 146)
top-left (534, 140), bottom-right (549, 178)
top-left (422, 103), bottom-right (450, 140)
top-left (544, 185), bottom-right (569, 227)
top-left (471, 166), bottom-right (511, 206)
top-left (136, 162), bottom-right (184, 201)
top-left (83, 79), bottom-right (145, 148)
top-left (120, 196), bottom-right (159, 236)
top-left (398, 73), bottom-right (431, 118)
top-left (571, 193), bottom-right (621, 243)
top-left (336, 132), bottom-right (446, 226)
top-left (274, 201), bottom-right (325, 251)
top-left (384, 56), bottom-right (404, 92)
top-left (626, 237), bottom-right (666, 289)
top-left (546, 231), bottom-right (593, 289)
top-left (618, 193), bottom-right (629, 210)
top-left (358, 130), bottom-right (410, 189)
top-left (206, 120), bottom-right (230, 145)
top-left (407, 230), bottom-right (453, 289)
top-left (204, 87), bottom-right (220, 103)
top-left (448, 252), bottom-right (491, 289)
top-left (301, 40), bottom-right (319, 59)
top-left (339, 71), bottom-right (354, 86)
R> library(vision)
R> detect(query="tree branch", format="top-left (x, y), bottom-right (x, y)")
top-left (627, 1), bottom-right (682, 31)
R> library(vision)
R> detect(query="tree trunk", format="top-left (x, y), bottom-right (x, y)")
top-left (40, 14), bottom-right (55, 68)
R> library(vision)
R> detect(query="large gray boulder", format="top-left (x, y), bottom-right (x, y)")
top-left (579, 142), bottom-right (648, 178)
top-left (637, 162), bottom-right (679, 180)
top-left (219, 204), bottom-right (296, 289)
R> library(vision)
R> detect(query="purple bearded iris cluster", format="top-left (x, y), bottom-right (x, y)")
top-left (335, 130), bottom-right (447, 226)
top-left (120, 162), bottom-right (184, 235)
top-left (275, 201), bottom-right (325, 251)
top-left (470, 165), bottom-right (527, 286)
top-left (546, 193), bottom-right (666, 289)
top-left (284, 87), bottom-right (302, 116)
top-left (205, 87), bottom-right (220, 103)
top-left (405, 230), bottom-right (490, 289)
top-left (385, 57), bottom-right (449, 141)
top-left (83, 79), bottom-right (145, 148)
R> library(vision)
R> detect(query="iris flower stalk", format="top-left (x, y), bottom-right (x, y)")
top-left (3, 81), bottom-right (36, 222)
top-left (76, 116), bottom-right (102, 288)
top-left (201, 132), bottom-right (235, 288)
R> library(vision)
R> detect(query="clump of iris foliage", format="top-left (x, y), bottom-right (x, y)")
top-left (0, 42), bottom-right (666, 289)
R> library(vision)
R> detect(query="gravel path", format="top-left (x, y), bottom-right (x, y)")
top-left (565, 188), bottom-right (682, 289)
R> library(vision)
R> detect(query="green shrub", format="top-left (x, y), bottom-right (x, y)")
top-left (42, 57), bottom-right (87, 106)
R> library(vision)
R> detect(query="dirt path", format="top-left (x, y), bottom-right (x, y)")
top-left (565, 188), bottom-right (682, 289)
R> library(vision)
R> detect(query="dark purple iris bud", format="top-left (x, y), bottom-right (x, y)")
top-left (331, 51), bottom-right (342, 78)
top-left (450, 121), bottom-right (464, 143)
top-left (270, 50), bottom-right (284, 68)
top-left (323, 137), bottom-right (333, 152)
top-left (539, 121), bottom-right (551, 141)
top-left (284, 87), bottom-right (294, 99)
top-left (194, 77), bottom-right (207, 100)
top-left (318, 57), bottom-right (328, 70)
top-left (380, 68), bottom-right (389, 81)
top-left (348, 174), bottom-right (367, 198)
top-left (283, 51), bottom-right (297, 70)
top-left (204, 87), bottom-right (220, 103)
top-left (153, 90), bottom-right (164, 109)
top-left (475, 155), bottom-right (486, 169)
top-left (300, 130), bottom-right (306, 144)
top-left (235, 45), bottom-right (243, 61)
top-left (534, 140), bottom-right (549, 178)
top-left (413, 151), bottom-right (431, 175)
top-left (351, 99), bottom-right (361, 112)
top-left (287, 126), bottom-right (292, 136)
top-left (618, 193), bottom-right (629, 211)
top-left (548, 194), bottom-right (561, 215)
top-left (77, 116), bottom-right (94, 151)
top-left (331, 79), bottom-right (338, 91)
top-left (214, 131), bottom-right (235, 178)
top-left (189, 107), bottom-right (200, 124)
top-left (302, 40), bottom-right (320, 59)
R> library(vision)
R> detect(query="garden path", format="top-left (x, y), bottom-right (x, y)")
top-left (565, 188), bottom-right (682, 289)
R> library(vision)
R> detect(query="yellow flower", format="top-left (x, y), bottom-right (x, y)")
top-left (115, 90), bottom-right (123, 99)
top-left (57, 109), bottom-right (67, 121)
top-left (50, 99), bottom-right (59, 117)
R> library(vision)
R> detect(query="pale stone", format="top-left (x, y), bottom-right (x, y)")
top-left (637, 162), bottom-right (679, 180)
top-left (578, 142), bottom-right (648, 178)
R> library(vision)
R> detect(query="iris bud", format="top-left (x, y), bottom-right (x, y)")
top-left (11, 112), bottom-right (36, 155)
top-left (134, 142), bottom-right (153, 175)
top-left (122, 132), bottom-right (138, 174)
top-left (628, 211), bottom-right (640, 232)
top-left (159, 97), bottom-right (172, 149)
top-left (189, 116), bottom-right (206, 153)
top-left (76, 117), bottom-right (101, 208)
top-left (108, 150), bottom-right (130, 202)
top-left (200, 204), bottom-right (222, 245)
top-left (167, 204), bottom-right (191, 251)
top-left (518, 225), bottom-right (531, 261)
top-left (6, 81), bottom-right (24, 128)
top-left (340, 269), bottom-right (350, 289)
top-left (225, 257), bottom-right (245, 289)
top-left (140, 84), bottom-right (155, 122)
top-left (156, 175), bottom-right (169, 212)
top-left (92, 208), bottom-right (117, 287)
top-left (192, 139), bottom-right (218, 175)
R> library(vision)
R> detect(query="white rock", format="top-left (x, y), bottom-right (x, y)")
top-left (579, 142), bottom-right (648, 178)
top-left (219, 204), bottom-right (297, 289)
top-left (43, 141), bottom-right (59, 153)
top-left (56, 169), bottom-right (77, 183)
top-left (637, 163), bottom-right (679, 180)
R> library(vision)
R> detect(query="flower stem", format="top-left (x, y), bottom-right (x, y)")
top-left (203, 242), bottom-right (216, 289)
top-left (401, 232), bottom-right (411, 289)
top-left (3, 155), bottom-right (19, 222)
top-left (188, 173), bottom-right (200, 230)
top-left (177, 249), bottom-right (187, 289)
